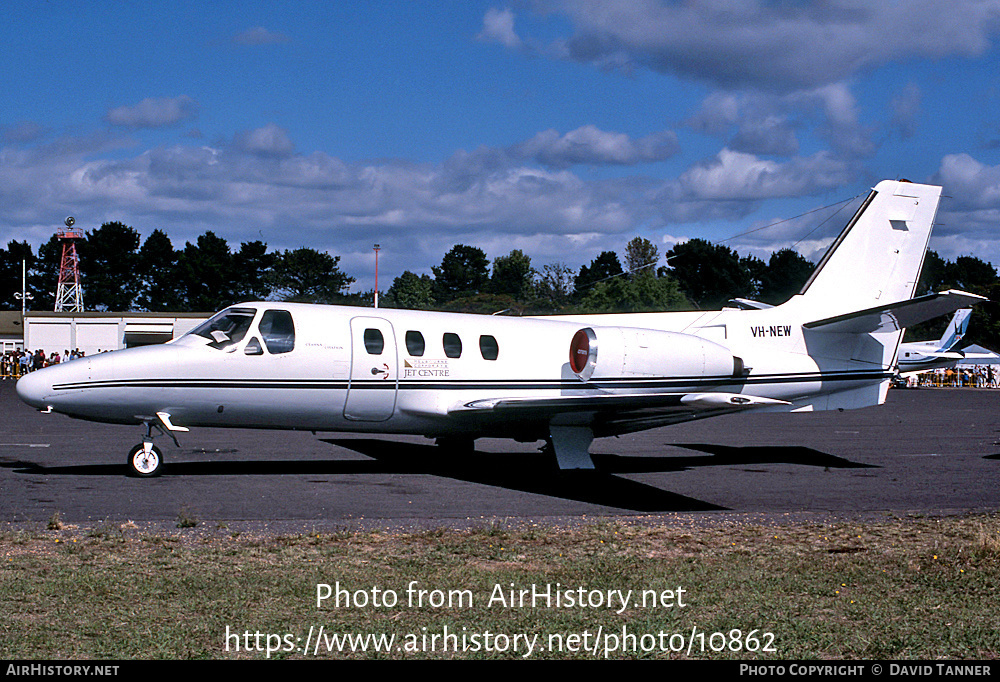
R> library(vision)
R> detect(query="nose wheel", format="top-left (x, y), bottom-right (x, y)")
top-left (127, 413), bottom-right (184, 477)
top-left (128, 442), bottom-right (163, 477)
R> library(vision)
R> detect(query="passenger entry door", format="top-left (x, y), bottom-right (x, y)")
top-left (344, 317), bottom-right (398, 421)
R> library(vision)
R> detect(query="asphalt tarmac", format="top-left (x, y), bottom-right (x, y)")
top-left (1, 377), bottom-right (999, 528)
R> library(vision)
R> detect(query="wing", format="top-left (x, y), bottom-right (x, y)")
top-left (449, 391), bottom-right (790, 437)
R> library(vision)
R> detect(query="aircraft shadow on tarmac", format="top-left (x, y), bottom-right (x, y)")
top-left (4, 440), bottom-right (875, 513)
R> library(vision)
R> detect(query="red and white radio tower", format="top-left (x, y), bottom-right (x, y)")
top-left (54, 216), bottom-right (84, 312)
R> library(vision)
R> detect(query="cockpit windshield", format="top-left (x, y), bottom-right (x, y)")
top-left (189, 308), bottom-right (257, 351)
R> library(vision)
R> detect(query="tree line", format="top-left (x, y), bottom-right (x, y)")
top-left (2, 220), bottom-right (999, 349)
top-left (0, 222), bottom-right (353, 313)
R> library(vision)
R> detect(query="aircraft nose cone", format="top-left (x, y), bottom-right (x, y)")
top-left (16, 370), bottom-right (52, 410)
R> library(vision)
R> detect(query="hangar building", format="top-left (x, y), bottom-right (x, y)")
top-left (22, 312), bottom-right (212, 357)
top-left (1, 312), bottom-right (25, 353)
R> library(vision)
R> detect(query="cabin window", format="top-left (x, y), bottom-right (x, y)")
top-left (405, 331), bottom-right (425, 357)
top-left (364, 328), bottom-right (385, 355)
top-left (259, 310), bottom-right (295, 354)
top-left (191, 307), bottom-right (256, 351)
top-left (443, 333), bottom-right (462, 358)
top-left (479, 335), bottom-right (499, 361)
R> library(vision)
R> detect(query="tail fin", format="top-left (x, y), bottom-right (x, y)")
top-left (797, 179), bottom-right (942, 316)
top-left (938, 308), bottom-right (972, 351)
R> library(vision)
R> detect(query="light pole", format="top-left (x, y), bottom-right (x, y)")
top-left (14, 259), bottom-right (33, 315)
top-left (373, 244), bottom-right (381, 308)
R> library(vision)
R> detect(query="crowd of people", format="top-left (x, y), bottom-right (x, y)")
top-left (0, 348), bottom-right (88, 379)
top-left (898, 365), bottom-right (999, 388)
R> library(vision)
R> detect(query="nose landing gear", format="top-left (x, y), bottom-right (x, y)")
top-left (127, 412), bottom-right (185, 477)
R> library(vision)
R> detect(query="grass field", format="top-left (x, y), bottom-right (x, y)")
top-left (2, 512), bottom-right (999, 660)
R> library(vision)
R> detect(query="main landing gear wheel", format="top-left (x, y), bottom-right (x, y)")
top-left (128, 443), bottom-right (163, 477)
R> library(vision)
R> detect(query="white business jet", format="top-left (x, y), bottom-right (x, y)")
top-left (16, 180), bottom-right (985, 477)
top-left (897, 308), bottom-right (972, 374)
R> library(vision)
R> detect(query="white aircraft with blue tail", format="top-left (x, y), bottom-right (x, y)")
top-left (897, 308), bottom-right (972, 375)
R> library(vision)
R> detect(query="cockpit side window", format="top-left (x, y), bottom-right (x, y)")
top-left (259, 310), bottom-right (295, 354)
top-left (244, 337), bottom-right (264, 355)
top-left (191, 308), bottom-right (257, 352)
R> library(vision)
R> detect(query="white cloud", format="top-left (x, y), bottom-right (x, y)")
top-left (929, 154), bottom-right (1000, 265)
top-left (507, 0), bottom-right (1000, 90)
top-left (2, 121), bottom-right (47, 144)
top-left (685, 85), bottom-right (876, 160)
top-left (677, 148), bottom-right (857, 201)
top-left (104, 96), bottom-right (199, 129)
top-left (0, 120), bottom-right (875, 288)
top-left (512, 125), bottom-right (680, 168)
top-left (934, 153), bottom-right (1000, 208)
top-left (478, 8), bottom-right (523, 50)
top-left (232, 27), bottom-right (291, 46)
top-left (231, 123), bottom-right (296, 158)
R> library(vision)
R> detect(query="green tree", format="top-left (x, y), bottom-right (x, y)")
top-left (941, 256), bottom-right (998, 352)
top-left (136, 229), bottom-right (182, 312)
top-left (176, 232), bottom-right (237, 311)
top-left (232, 240), bottom-right (276, 301)
top-left (916, 250), bottom-right (947, 295)
top-left (81, 221), bottom-right (142, 311)
top-left (574, 251), bottom-right (623, 298)
top-left (624, 237), bottom-right (660, 277)
top-left (665, 238), bottom-right (753, 309)
top-left (268, 247), bottom-right (354, 303)
top-left (578, 272), bottom-right (689, 313)
top-left (33, 235), bottom-right (63, 311)
top-left (0, 241), bottom-right (37, 311)
top-left (907, 252), bottom-right (1000, 350)
top-left (534, 262), bottom-right (575, 311)
top-left (948, 255), bottom-right (997, 291)
top-left (758, 248), bottom-right (813, 305)
top-left (385, 270), bottom-right (436, 310)
top-left (432, 244), bottom-right (489, 302)
top-left (740, 253), bottom-right (767, 301)
top-left (490, 249), bottom-right (534, 300)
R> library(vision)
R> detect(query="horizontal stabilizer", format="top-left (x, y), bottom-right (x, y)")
top-left (915, 351), bottom-right (965, 360)
top-left (803, 290), bottom-right (987, 334)
top-left (959, 345), bottom-right (1000, 360)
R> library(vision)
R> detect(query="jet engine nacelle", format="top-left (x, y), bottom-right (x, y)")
top-left (569, 326), bottom-right (743, 382)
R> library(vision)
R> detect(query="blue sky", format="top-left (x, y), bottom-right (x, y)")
top-left (4, 1), bottom-right (1000, 293)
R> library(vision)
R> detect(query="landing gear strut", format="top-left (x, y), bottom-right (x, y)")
top-left (547, 424), bottom-right (595, 470)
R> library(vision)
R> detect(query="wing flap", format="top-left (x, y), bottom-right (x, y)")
top-left (452, 391), bottom-right (789, 416)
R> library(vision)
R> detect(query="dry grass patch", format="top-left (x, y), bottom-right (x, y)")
top-left (2, 513), bottom-right (998, 660)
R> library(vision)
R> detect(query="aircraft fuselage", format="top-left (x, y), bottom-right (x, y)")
top-left (16, 299), bottom-right (893, 442)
